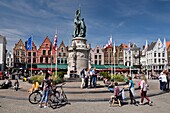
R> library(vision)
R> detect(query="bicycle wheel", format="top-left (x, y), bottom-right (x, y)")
top-left (49, 93), bottom-right (60, 109)
top-left (28, 91), bottom-right (42, 104)
top-left (62, 92), bottom-right (68, 103)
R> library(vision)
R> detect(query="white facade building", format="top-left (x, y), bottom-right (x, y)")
top-left (6, 51), bottom-right (14, 69)
top-left (123, 43), bottom-right (140, 67)
top-left (0, 35), bottom-right (7, 72)
top-left (90, 45), bottom-right (104, 65)
top-left (142, 38), bottom-right (167, 72)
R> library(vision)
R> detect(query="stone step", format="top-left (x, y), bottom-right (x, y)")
top-left (65, 78), bottom-right (81, 82)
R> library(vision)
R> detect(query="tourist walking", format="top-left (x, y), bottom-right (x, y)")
top-left (80, 68), bottom-right (85, 88)
top-left (164, 70), bottom-right (170, 92)
top-left (89, 68), bottom-right (93, 88)
top-left (84, 68), bottom-right (89, 88)
top-left (127, 76), bottom-right (138, 106)
top-left (92, 68), bottom-right (97, 88)
top-left (139, 75), bottom-right (152, 105)
top-left (158, 72), bottom-right (163, 90)
top-left (13, 79), bottom-right (19, 91)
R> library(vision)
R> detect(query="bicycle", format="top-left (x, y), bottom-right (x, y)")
top-left (48, 83), bottom-right (69, 109)
top-left (28, 90), bottom-right (42, 104)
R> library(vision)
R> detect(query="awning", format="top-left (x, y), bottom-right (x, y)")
top-left (91, 64), bottom-right (130, 70)
top-left (36, 64), bottom-right (68, 70)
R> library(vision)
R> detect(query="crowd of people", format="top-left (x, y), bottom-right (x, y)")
top-left (109, 75), bottom-right (153, 107)
top-left (109, 69), bottom-right (170, 107)
top-left (80, 68), bottom-right (97, 89)
top-left (158, 70), bottom-right (170, 92)
top-left (1, 68), bottom-right (170, 108)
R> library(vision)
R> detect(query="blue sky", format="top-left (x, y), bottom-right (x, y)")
top-left (0, 0), bottom-right (170, 50)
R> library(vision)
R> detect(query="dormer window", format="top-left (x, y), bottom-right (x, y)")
top-left (61, 48), bottom-right (64, 52)
top-left (97, 49), bottom-right (99, 53)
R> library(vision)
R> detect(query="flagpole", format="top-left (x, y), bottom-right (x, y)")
top-left (128, 42), bottom-right (131, 77)
top-left (113, 41), bottom-right (116, 76)
top-left (51, 39), bottom-right (52, 72)
top-left (146, 51), bottom-right (148, 79)
top-left (130, 49), bottom-right (132, 78)
top-left (145, 40), bottom-right (149, 79)
top-left (31, 36), bottom-right (33, 77)
top-left (111, 35), bottom-right (114, 76)
top-left (55, 30), bottom-right (58, 78)
top-left (164, 38), bottom-right (167, 70)
top-left (56, 46), bottom-right (57, 77)
top-left (111, 35), bottom-right (113, 77)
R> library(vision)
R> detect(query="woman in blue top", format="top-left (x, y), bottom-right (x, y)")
top-left (39, 74), bottom-right (52, 108)
top-left (128, 77), bottom-right (137, 105)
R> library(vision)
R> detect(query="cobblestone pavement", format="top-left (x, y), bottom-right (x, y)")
top-left (0, 93), bottom-right (170, 113)
top-left (0, 79), bottom-right (170, 113)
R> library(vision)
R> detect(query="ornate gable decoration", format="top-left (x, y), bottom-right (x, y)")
top-left (38, 36), bottom-right (51, 51)
top-left (13, 39), bottom-right (26, 51)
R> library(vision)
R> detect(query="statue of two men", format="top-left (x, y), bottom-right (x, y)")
top-left (74, 8), bottom-right (86, 37)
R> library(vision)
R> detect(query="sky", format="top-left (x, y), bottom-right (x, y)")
top-left (0, 0), bottom-right (170, 51)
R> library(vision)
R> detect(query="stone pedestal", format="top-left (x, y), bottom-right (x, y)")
top-left (67, 37), bottom-right (90, 78)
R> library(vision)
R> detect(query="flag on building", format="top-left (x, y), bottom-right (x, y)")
top-left (104, 36), bottom-right (112, 48)
top-left (27, 37), bottom-right (32, 50)
top-left (113, 41), bottom-right (116, 54)
top-left (127, 42), bottom-right (130, 52)
top-left (142, 40), bottom-right (148, 55)
top-left (53, 34), bottom-right (57, 50)
top-left (163, 38), bottom-right (166, 51)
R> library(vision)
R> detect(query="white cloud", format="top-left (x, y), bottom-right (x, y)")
top-left (0, 29), bottom-right (26, 50)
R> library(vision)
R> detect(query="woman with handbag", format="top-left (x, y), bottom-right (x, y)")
top-left (139, 75), bottom-right (153, 105)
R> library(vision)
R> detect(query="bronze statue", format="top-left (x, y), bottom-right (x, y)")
top-left (73, 8), bottom-right (86, 37)
top-left (79, 18), bottom-right (86, 37)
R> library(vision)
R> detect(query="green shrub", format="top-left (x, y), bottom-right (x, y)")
top-left (29, 75), bottom-right (44, 84)
top-left (29, 73), bottom-right (64, 85)
top-left (52, 71), bottom-right (64, 79)
top-left (111, 74), bottom-right (125, 82)
top-left (99, 72), bottom-right (111, 80)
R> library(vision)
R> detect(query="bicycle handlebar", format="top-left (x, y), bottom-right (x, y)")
top-left (55, 82), bottom-right (66, 88)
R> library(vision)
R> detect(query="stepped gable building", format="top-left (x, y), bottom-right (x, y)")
top-left (57, 41), bottom-right (68, 64)
top-left (124, 43), bottom-right (140, 67)
top-left (13, 39), bottom-right (26, 68)
top-left (26, 41), bottom-right (37, 64)
top-left (13, 37), bottom-right (69, 71)
top-left (103, 46), bottom-right (114, 65)
top-left (116, 44), bottom-right (128, 65)
top-left (90, 45), bottom-right (104, 65)
top-left (103, 44), bottom-right (128, 65)
top-left (37, 36), bottom-right (53, 64)
top-left (143, 38), bottom-right (167, 73)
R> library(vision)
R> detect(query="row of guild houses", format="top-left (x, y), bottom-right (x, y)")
top-left (4, 35), bottom-right (170, 76)
top-left (6, 36), bottom-right (68, 75)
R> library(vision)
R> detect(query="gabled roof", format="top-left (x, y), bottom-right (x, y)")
top-left (58, 41), bottom-right (65, 48)
top-left (38, 36), bottom-right (51, 51)
top-left (147, 42), bottom-right (156, 51)
top-left (166, 41), bottom-right (170, 50)
top-left (120, 44), bottom-right (128, 49)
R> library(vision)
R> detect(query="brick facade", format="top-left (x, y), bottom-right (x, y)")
top-left (13, 39), bottom-right (27, 68)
